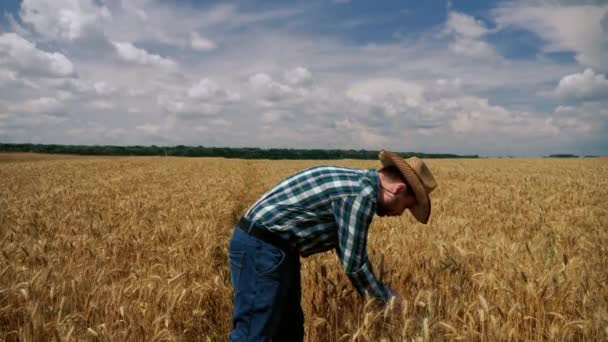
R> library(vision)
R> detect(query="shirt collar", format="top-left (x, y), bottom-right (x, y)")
top-left (367, 168), bottom-right (380, 208)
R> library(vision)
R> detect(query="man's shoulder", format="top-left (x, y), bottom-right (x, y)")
top-left (289, 165), bottom-right (365, 181)
top-left (292, 166), bottom-right (377, 199)
top-left (297, 165), bottom-right (363, 173)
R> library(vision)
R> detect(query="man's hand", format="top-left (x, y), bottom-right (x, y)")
top-left (384, 291), bottom-right (403, 317)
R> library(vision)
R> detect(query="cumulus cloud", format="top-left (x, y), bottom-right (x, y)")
top-left (210, 118), bottom-right (231, 127)
top-left (0, 0), bottom-right (604, 155)
top-left (112, 41), bottom-right (177, 70)
top-left (554, 68), bottom-right (608, 101)
top-left (158, 78), bottom-right (239, 119)
top-left (93, 82), bottom-right (117, 96)
top-left (333, 117), bottom-right (388, 147)
top-left (551, 103), bottom-right (603, 135)
top-left (433, 78), bottom-right (463, 97)
top-left (494, 2), bottom-right (608, 69)
top-left (158, 97), bottom-right (210, 117)
top-left (248, 67), bottom-right (314, 105)
top-left (0, 69), bottom-right (39, 89)
top-left (20, 0), bottom-right (112, 41)
top-left (136, 123), bottom-right (161, 135)
top-left (12, 97), bottom-right (64, 115)
top-left (342, 76), bottom-right (589, 143)
top-left (0, 33), bottom-right (75, 77)
top-left (3, 113), bottom-right (66, 130)
top-left (284, 67), bottom-right (312, 87)
top-left (188, 78), bottom-right (240, 102)
top-left (88, 100), bottom-right (114, 110)
top-left (445, 11), bottom-right (489, 38)
top-left (249, 73), bottom-right (294, 101)
top-left (2, 96), bottom-right (68, 132)
top-left (261, 110), bottom-right (294, 123)
top-left (445, 96), bottom-right (542, 135)
top-left (190, 32), bottom-right (217, 51)
top-left (346, 78), bottom-right (425, 113)
top-left (444, 12), bottom-right (499, 59)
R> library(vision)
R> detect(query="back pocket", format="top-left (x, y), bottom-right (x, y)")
top-left (254, 242), bottom-right (285, 276)
top-left (229, 250), bottom-right (245, 288)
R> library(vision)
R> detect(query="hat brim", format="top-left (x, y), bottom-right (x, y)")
top-left (379, 151), bottom-right (431, 224)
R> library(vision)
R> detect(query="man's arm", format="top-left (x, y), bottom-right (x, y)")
top-left (332, 194), bottom-right (393, 302)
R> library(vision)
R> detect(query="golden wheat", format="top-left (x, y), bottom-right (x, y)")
top-left (1, 154), bottom-right (607, 341)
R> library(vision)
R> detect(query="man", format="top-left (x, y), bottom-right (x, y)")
top-left (228, 150), bottom-right (437, 341)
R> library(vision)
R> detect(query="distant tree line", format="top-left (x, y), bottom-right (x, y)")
top-left (0, 143), bottom-right (479, 159)
top-left (544, 154), bottom-right (590, 158)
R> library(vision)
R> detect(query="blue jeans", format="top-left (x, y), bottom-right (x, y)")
top-left (228, 228), bottom-right (304, 341)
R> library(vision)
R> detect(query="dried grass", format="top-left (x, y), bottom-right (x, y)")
top-left (1, 156), bottom-right (607, 341)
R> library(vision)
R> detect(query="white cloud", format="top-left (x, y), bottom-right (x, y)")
top-left (210, 118), bottom-right (231, 126)
top-left (136, 123), bottom-right (161, 135)
top-left (93, 81), bottom-right (116, 96)
top-left (190, 32), bottom-right (217, 51)
top-left (249, 73), bottom-right (279, 90)
top-left (6, 113), bottom-right (67, 128)
top-left (112, 41), bottom-right (177, 70)
top-left (13, 97), bottom-right (64, 115)
top-left (450, 39), bottom-right (499, 60)
top-left (188, 78), bottom-right (240, 102)
top-left (88, 100), bottom-right (114, 110)
top-left (57, 90), bottom-right (73, 101)
top-left (0, 69), bottom-right (39, 88)
top-left (346, 78), bottom-right (425, 112)
top-left (494, 3), bottom-right (608, 69)
top-left (262, 110), bottom-right (294, 123)
top-left (554, 68), bottom-right (608, 101)
top-left (53, 78), bottom-right (92, 94)
top-left (249, 72), bottom-right (295, 101)
top-left (0, 33), bottom-right (75, 77)
top-left (341, 77), bottom-right (594, 145)
top-left (444, 12), bottom-right (499, 59)
top-left (333, 117), bottom-right (388, 148)
top-left (158, 96), bottom-right (221, 118)
top-left (20, 0), bottom-right (112, 41)
top-left (551, 103), bottom-right (603, 134)
top-left (188, 78), bottom-right (220, 99)
top-left (284, 67), bottom-right (312, 87)
top-left (156, 78), bottom-right (240, 120)
top-left (248, 68), bottom-right (314, 105)
top-left (444, 96), bottom-right (544, 135)
top-left (0, 1), bottom-right (604, 155)
top-left (445, 11), bottom-right (489, 38)
top-left (119, 1), bottom-right (148, 22)
top-left (434, 78), bottom-right (463, 97)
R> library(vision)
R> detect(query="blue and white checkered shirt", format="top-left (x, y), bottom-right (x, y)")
top-left (244, 165), bottom-right (392, 302)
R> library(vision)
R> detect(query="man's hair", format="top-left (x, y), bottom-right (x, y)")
top-left (379, 165), bottom-right (416, 196)
top-left (379, 165), bottom-right (406, 183)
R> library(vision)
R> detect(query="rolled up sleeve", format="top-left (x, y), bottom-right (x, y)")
top-left (332, 194), bottom-right (392, 302)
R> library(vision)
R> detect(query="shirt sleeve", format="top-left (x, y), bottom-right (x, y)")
top-left (331, 194), bottom-right (392, 302)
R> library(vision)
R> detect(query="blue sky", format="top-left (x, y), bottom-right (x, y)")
top-left (0, 0), bottom-right (607, 156)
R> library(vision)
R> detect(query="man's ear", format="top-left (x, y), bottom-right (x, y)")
top-left (394, 183), bottom-right (406, 194)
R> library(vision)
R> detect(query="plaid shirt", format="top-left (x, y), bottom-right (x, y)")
top-left (244, 166), bottom-right (392, 302)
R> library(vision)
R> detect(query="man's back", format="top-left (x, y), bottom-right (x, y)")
top-left (244, 165), bottom-right (378, 257)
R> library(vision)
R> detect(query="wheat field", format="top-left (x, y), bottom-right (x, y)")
top-left (0, 153), bottom-right (607, 341)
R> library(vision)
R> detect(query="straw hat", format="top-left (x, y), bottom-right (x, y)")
top-left (378, 150), bottom-right (437, 224)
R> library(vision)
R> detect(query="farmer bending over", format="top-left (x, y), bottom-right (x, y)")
top-left (228, 150), bottom-right (437, 341)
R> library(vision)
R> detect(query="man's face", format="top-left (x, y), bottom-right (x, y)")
top-left (377, 182), bottom-right (418, 217)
